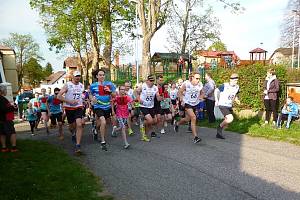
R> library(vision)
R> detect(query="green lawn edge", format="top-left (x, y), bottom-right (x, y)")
top-left (0, 140), bottom-right (113, 200)
top-left (198, 117), bottom-right (300, 146)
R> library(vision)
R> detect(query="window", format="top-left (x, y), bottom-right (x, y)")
top-left (62, 80), bottom-right (65, 84)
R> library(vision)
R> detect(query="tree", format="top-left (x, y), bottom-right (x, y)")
top-left (136, 0), bottom-right (172, 77)
top-left (167, 0), bottom-right (243, 54)
top-left (208, 40), bottom-right (227, 51)
top-left (280, 0), bottom-right (300, 47)
top-left (0, 33), bottom-right (41, 89)
top-left (23, 58), bottom-right (45, 88)
top-left (44, 62), bottom-right (53, 77)
top-left (30, 0), bottom-right (134, 81)
top-left (167, 0), bottom-right (220, 54)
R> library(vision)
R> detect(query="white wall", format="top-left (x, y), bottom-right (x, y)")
top-left (36, 76), bottom-right (66, 94)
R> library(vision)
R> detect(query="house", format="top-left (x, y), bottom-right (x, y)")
top-left (269, 47), bottom-right (299, 65)
top-left (195, 50), bottom-right (239, 68)
top-left (0, 45), bottom-right (18, 100)
top-left (38, 71), bottom-right (66, 93)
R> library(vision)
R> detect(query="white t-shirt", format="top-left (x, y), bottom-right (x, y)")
top-left (140, 83), bottom-right (158, 108)
top-left (218, 83), bottom-right (239, 107)
top-left (184, 81), bottom-right (203, 106)
top-left (64, 81), bottom-right (84, 109)
top-left (169, 88), bottom-right (178, 100)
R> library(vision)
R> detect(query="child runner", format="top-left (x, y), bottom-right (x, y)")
top-left (30, 92), bottom-right (41, 129)
top-left (25, 102), bottom-right (38, 136)
top-left (160, 84), bottom-right (172, 134)
top-left (111, 85), bottom-right (132, 149)
top-left (214, 73), bottom-right (240, 139)
top-left (39, 88), bottom-right (49, 134)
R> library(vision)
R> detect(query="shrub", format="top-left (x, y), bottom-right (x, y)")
top-left (209, 64), bottom-right (291, 111)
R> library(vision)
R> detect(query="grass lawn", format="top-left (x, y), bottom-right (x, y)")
top-left (0, 140), bottom-right (113, 200)
top-left (198, 117), bottom-right (300, 145)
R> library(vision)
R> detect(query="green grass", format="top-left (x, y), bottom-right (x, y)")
top-left (0, 140), bottom-right (113, 200)
top-left (198, 117), bottom-right (300, 145)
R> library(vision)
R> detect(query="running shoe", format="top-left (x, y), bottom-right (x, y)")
top-left (141, 134), bottom-right (150, 142)
top-left (75, 144), bottom-right (81, 154)
top-left (193, 136), bottom-right (202, 143)
top-left (128, 128), bottom-right (134, 136)
top-left (10, 147), bottom-right (19, 153)
top-left (111, 126), bottom-right (117, 137)
top-left (101, 142), bottom-right (108, 151)
top-left (174, 122), bottom-right (179, 132)
top-left (216, 125), bottom-right (225, 139)
top-left (160, 129), bottom-right (165, 134)
top-left (151, 132), bottom-right (157, 137)
top-left (124, 143), bottom-right (130, 149)
top-left (1, 148), bottom-right (9, 153)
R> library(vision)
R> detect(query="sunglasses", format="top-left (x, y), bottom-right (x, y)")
top-left (148, 79), bottom-right (155, 82)
top-left (195, 77), bottom-right (200, 80)
top-left (75, 75), bottom-right (81, 77)
top-left (230, 77), bottom-right (238, 80)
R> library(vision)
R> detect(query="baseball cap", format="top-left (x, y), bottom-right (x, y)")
top-left (73, 71), bottom-right (81, 77)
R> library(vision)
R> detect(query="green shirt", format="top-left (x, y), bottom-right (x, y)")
top-left (160, 98), bottom-right (171, 109)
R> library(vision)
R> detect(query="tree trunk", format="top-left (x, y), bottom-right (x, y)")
top-left (90, 18), bottom-right (100, 71)
top-left (102, 5), bottom-right (112, 71)
top-left (141, 36), bottom-right (151, 78)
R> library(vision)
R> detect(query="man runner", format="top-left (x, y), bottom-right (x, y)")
top-left (174, 72), bottom-right (203, 143)
top-left (90, 69), bottom-right (116, 151)
top-left (57, 71), bottom-right (85, 154)
top-left (214, 73), bottom-right (240, 139)
top-left (137, 75), bottom-right (161, 141)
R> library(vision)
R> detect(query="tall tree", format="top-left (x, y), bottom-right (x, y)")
top-left (0, 33), bottom-right (41, 89)
top-left (44, 62), bottom-right (53, 77)
top-left (208, 40), bottom-right (227, 51)
top-left (167, 0), bottom-right (243, 55)
top-left (136, 0), bottom-right (172, 77)
top-left (30, 0), bottom-right (134, 80)
top-left (167, 0), bottom-right (220, 54)
top-left (23, 57), bottom-right (45, 88)
top-left (280, 0), bottom-right (300, 47)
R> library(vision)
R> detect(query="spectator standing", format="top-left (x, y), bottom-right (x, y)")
top-left (263, 68), bottom-right (280, 126)
top-left (15, 89), bottom-right (25, 120)
top-left (0, 84), bottom-right (18, 152)
top-left (203, 72), bottom-right (216, 123)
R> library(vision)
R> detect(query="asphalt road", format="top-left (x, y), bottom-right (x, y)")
top-left (16, 122), bottom-right (300, 200)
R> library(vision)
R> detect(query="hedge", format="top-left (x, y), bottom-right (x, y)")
top-left (210, 64), bottom-right (300, 111)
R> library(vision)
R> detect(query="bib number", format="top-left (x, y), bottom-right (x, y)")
top-left (73, 93), bottom-right (81, 100)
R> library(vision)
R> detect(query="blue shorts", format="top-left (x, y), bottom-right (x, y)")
top-left (117, 118), bottom-right (128, 128)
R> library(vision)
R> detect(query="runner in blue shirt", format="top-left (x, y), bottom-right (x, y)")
top-left (47, 88), bottom-right (64, 140)
top-left (90, 69), bottom-right (116, 151)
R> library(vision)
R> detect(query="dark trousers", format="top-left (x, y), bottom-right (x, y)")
top-left (206, 99), bottom-right (216, 123)
top-left (264, 99), bottom-right (277, 122)
top-left (29, 121), bottom-right (36, 133)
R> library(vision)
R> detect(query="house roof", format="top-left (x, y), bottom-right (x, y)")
top-left (197, 50), bottom-right (239, 59)
top-left (41, 71), bottom-right (66, 85)
top-left (151, 52), bottom-right (195, 62)
top-left (0, 45), bottom-right (13, 51)
top-left (249, 48), bottom-right (267, 53)
top-left (269, 47), bottom-right (299, 60)
top-left (63, 56), bottom-right (80, 69)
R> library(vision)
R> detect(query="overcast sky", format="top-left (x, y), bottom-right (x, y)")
top-left (0, 0), bottom-right (289, 71)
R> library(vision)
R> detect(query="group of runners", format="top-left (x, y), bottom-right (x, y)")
top-left (25, 69), bottom-right (241, 154)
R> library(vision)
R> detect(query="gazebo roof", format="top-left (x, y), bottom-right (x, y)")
top-left (249, 48), bottom-right (267, 53)
top-left (151, 52), bottom-right (195, 62)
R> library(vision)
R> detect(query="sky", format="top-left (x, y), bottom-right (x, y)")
top-left (0, 0), bottom-right (290, 71)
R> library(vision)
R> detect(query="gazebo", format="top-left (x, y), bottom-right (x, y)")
top-left (249, 48), bottom-right (267, 65)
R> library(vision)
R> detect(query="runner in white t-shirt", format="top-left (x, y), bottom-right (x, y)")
top-left (214, 73), bottom-right (240, 139)
top-left (57, 71), bottom-right (85, 154)
top-left (137, 75), bottom-right (161, 142)
top-left (174, 72), bottom-right (203, 144)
